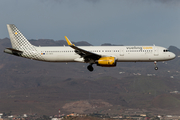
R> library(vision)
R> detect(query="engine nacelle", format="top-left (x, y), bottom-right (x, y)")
top-left (96, 57), bottom-right (116, 67)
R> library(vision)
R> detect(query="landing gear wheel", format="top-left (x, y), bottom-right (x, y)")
top-left (154, 61), bottom-right (158, 70)
top-left (154, 67), bottom-right (158, 70)
top-left (87, 65), bottom-right (94, 72)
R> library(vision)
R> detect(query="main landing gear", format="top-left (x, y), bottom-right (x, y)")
top-left (154, 61), bottom-right (158, 70)
top-left (87, 64), bottom-right (94, 72)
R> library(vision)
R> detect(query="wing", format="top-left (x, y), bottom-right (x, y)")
top-left (65, 36), bottom-right (101, 61)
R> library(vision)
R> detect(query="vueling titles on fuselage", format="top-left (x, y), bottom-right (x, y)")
top-left (126, 46), bottom-right (153, 51)
top-left (4, 24), bottom-right (176, 71)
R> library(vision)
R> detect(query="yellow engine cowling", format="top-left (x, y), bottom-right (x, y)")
top-left (97, 57), bottom-right (116, 67)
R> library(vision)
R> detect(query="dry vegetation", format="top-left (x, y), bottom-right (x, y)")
top-left (0, 38), bottom-right (180, 115)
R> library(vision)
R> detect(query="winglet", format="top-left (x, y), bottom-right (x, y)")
top-left (65, 36), bottom-right (75, 46)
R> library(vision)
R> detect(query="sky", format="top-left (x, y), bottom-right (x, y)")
top-left (0, 0), bottom-right (180, 48)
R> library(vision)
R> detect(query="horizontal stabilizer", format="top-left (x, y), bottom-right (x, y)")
top-left (4, 48), bottom-right (23, 56)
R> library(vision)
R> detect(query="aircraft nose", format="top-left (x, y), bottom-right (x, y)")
top-left (170, 52), bottom-right (176, 59)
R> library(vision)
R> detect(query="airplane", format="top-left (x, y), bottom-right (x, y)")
top-left (4, 24), bottom-right (176, 72)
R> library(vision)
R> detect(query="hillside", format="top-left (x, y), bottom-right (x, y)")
top-left (0, 38), bottom-right (180, 115)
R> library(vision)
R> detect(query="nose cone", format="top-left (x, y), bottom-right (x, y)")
top-left (170, 52), bottom-right (176, 60)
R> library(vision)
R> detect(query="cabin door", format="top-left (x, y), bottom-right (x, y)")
top-left (154, 47), bottom-right (159, 56)
top-left (120, 48), bottom-right (124, 56)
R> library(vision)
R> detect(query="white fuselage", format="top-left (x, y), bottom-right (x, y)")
top-left (26, 45), bottom-right (175, 63)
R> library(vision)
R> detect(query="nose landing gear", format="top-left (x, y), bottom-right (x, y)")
top-left (154, 61), bottom-right (158, 70)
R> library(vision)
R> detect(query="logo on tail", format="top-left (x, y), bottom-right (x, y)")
top-left (7, 24), bottom-right (35, 51)
top-left (5, 24), bottom-right (45, 61)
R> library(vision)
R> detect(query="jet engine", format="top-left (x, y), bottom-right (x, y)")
top-left (96, 57), bottom-right (116, 67)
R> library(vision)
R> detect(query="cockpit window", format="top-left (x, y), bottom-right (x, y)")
top-left (163, 49), bottom-right (170, 52)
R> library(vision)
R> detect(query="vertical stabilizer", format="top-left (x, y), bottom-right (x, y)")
top-left (7, 24), bottom-right (35, 51)
top-left (6, 24), bottom-right (44, 61)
